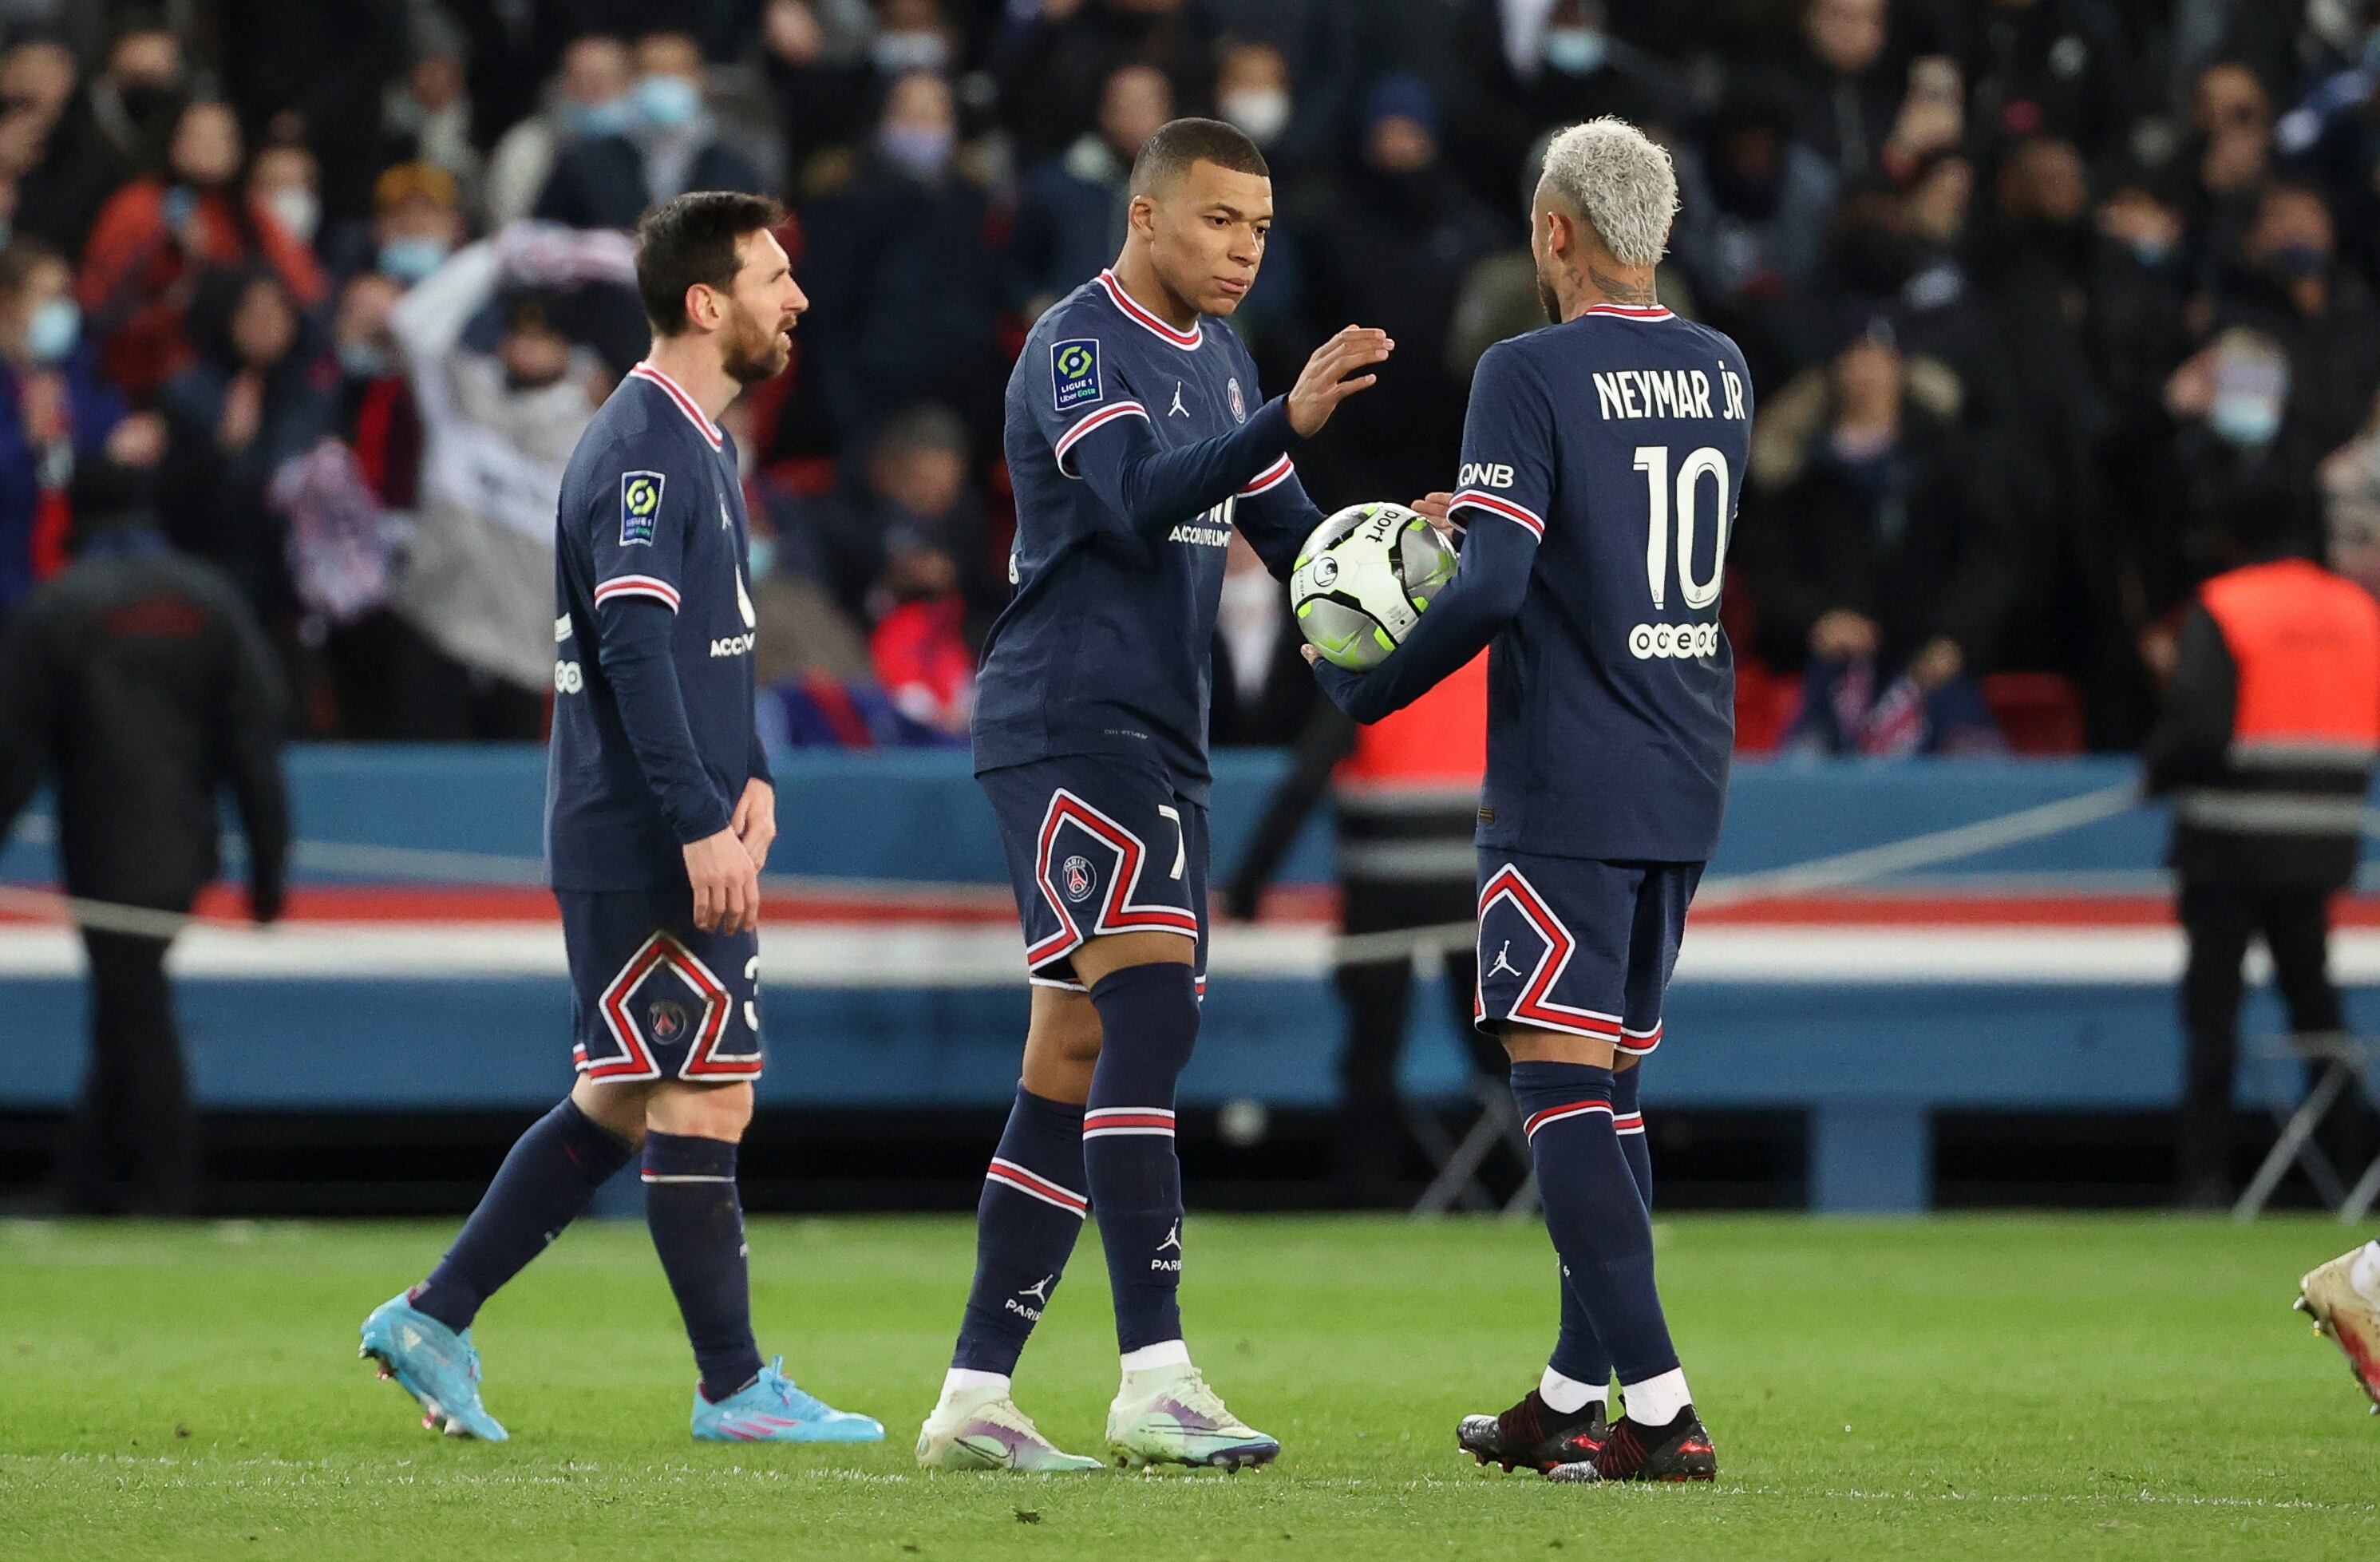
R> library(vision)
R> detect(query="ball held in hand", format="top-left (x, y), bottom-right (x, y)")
top-left (1290, 502), bottom-right (1457, 671)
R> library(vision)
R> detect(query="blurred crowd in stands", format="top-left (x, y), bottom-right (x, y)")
top-left (7, 0), bottom-right (2380, 755)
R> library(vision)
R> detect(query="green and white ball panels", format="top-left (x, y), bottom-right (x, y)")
top-left (1290, 503), bottom-right (1457, 671)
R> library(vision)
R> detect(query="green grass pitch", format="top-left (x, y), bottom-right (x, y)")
top-left (4, 1214), bottom-right (2376, 1560)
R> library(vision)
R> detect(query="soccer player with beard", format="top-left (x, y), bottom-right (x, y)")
top-left (1308, 118), bottom-right (1749, 1482)
top-left (914, 119), bottom-right (1392, 1472)
top-left (360, 193), bottom-right (882, 1446)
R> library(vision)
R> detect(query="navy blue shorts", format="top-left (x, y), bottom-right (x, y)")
top-left (979, 753), bottom-right (1208, 995)
top-left (558, 887), bottom-right (763, 1083)
top-left (1473, 852), bottom-right (1703, 1055)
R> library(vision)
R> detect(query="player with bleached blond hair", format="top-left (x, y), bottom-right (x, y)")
top-left (1309, 117), bottom-right (1747, 1483)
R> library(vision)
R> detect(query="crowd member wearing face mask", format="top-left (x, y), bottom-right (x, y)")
top-left (533, 30), bottom-right (767, 231)
top-left (73, 96), bottom-right (326, 401)
top-left (368, 161), bottom-right (467, 289)
top-left (2146, 327), bottom-right (2332, 665)
top-left (798, 69), bottom-right (1006, 449)
top-left (1443, 0), bottom-right (1679, 210)
top-left (0, 237), bottom-right (153, 620)
top-left (1215, 39), bottom-right (1293, 153)
top-left (2209, 181), bottom-right (2380, 462)
top-left (245, 143), bottom-right (321, 253)
top-left (326, 272), bottom-right (420, 516)
top-left (484, 33), bottom-right (635, 228)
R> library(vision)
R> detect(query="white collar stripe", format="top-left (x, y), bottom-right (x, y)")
top-left (631, 363), bottom-right (723, 448)
top-left (1096, 270), bottom-right (1202, 350)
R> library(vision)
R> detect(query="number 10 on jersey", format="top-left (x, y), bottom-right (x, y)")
top-left (1633, 445), bottom-right (1734, 611)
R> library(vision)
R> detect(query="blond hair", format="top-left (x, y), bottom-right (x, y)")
top-left (1538, 117), bottom-right (1678, 267)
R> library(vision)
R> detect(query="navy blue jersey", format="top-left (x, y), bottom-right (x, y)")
top-left (1453, 305), bottom-right (1750, 861)
top-left (973, 270), bottom-right (1322, 803)
top-left (547, 364), bottom-right (765, 891)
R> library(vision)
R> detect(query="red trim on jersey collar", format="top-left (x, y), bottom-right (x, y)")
top-left (630, 362), bottom-right (724, 449)
top-left (1096, 269), bottom-right (1203, 349)
top-left (1579, 304), bottom-right (1674, 319)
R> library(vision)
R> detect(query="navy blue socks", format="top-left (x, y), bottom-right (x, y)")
top-left (1547, 1063), bottom-right (1650, 1396)
top-left (953, 1088), bottom-right (1090, 1374)
top-left (1083, 963), bottom-right (1200, 1354)
top-left (413, 1097), bottom-right (635, 1332)
top-left (1512, 1060), bottom-right (1679, 1390)
top-left (642, 1131), bottom-right (765, 1402)
top-left (1613, 1064), bottom-right (1651, 1200)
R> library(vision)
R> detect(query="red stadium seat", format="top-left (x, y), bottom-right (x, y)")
top-left (1981, 673), bottom-right (2085, 754)
top-left (1733, 656), bottom-right (1798, 754)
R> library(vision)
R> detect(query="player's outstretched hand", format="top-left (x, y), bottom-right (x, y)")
top-left (733, 779), bottom-right (777, 872)
top-left (1287, 326), bottom-right (1393, 438)
top-left (684, 828), bottom-right (761, 935)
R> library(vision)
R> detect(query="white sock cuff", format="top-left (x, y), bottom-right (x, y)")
top-left (2351, 1240), bottom-right (2380, 1302)
top-left (1620, 1366), bottom-right (1691, 1426)
top-left (1119, 1339), bottom-right (1192, 1375)
top-left (1538, 1365), bottom-right (1607, 1414)
top-left (939, 1366), bottom-right (1010, 1404)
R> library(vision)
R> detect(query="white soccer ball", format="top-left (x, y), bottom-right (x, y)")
top-left (1290, 502), bottom-right (1457, 671)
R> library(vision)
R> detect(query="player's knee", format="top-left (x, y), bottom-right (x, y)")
top-left (1049, 1007), bottom-right (1105, 1067)
top-left (646, 1081), bottom-right (754, 1141)
top-left (1026, 987), bottom-right (1105, 1064)
top-left (569, 1076), bottom-right (652, 1149)
top-left (1086, 961), bottom-right (1201, 1090)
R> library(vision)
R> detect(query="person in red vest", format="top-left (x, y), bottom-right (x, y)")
top-left (2145, 481), bottom-right (2380, 1207)
top-left (1225, 652), bottom-right (1503, 1206)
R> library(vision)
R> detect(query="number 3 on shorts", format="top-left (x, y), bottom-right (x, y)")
top-left (1157, 805), bottom-right (1185, 880)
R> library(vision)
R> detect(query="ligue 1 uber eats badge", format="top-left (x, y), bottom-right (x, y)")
top-left (620, 470), bottom-right (664, 545)
top-left (1052, 338), bottom-right (1101, 410)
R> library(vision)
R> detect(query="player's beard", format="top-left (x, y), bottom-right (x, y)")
top-left (1536, 267), bottom-right (1562, 327)
top-left (721, 307), bottom-right (791, 386)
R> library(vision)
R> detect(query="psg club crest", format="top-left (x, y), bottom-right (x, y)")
top-left (1228, 376), bottom-right (1246, 424)
top-left (647, 998), bottom-right (689, 1044)
top-left (1061, 854), bottom-right (1097, 904)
